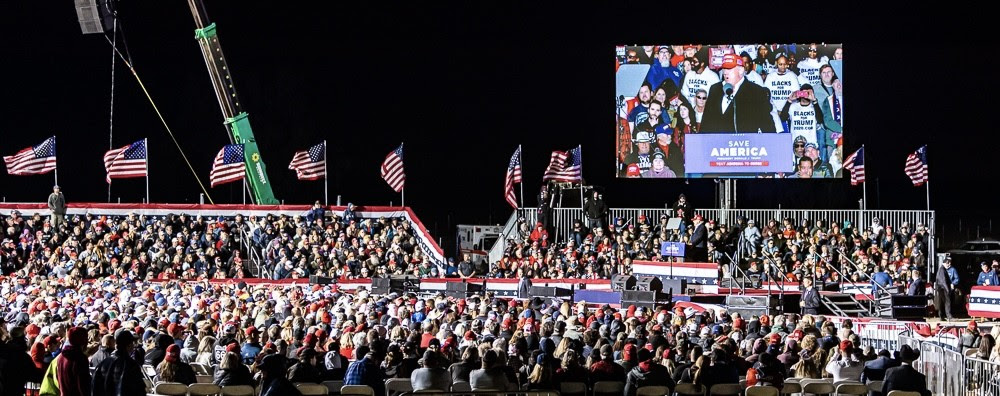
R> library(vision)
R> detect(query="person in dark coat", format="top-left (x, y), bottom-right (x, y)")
top-left (91, 331), bottom-right (147, 396)
top-left (287, 348), bottom-right (322, 383)
top-left (801, 277), bottom-right (821, 315)
top-left (0, 327), bottom-right (44, 396)
top-left (259, 354), bottom-right (302, 396)
top-left (687, 215), bottom-right (708, 262)
top-left (881, 345), bottom-right (930, 396)
top-left (624, 348), bottom-right (675, 396)
top-left (861, 349), bottom-right (898, 384)
top-left (89, 335), bottom-right (115, 368)
top-left (214, 351), bottom-right (255, 387)
top-left (906, 270), bottom-right (927, 296)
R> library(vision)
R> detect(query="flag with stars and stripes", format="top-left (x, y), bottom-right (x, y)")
top-left (381, 143), bottom-right (405, 192)
top-left (504, 146), bottom-right (523, 208)
top-left (210, 144), bottom-right (245, 187)
top-left (3, 136), bottom-right (57, 176)
top-left (905, 145), bottom-right (928, 186)
top-left (288, 142), bottom-right (326, 180)
top-left (103, 139), bottom-right (148, 183)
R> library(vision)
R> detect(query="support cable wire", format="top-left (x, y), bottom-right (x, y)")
top-left (102, 33), bottom-right (215, 204)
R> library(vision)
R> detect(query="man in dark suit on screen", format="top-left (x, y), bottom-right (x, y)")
top-left (701, 54), bottom-right (776, 133)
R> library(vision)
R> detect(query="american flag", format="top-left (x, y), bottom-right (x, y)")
top-left (542, 145), bottom-right (582, 183)
top-left (381, 143), bottom-right (405, 192)
top-left (103, 139), bottom-right (148, 183)
top-left (210, 144), bottom-right (245, 187)
top-left (504, 146), bottom-right (523, 208)
top-left (288, 142), bottom-right (326, 180)
top-left (3, 136), bottom-right (57, 176)
top-left (905, 145), bottom-right (928, 186)
top-left (842, 146), bottom-right (865, 186)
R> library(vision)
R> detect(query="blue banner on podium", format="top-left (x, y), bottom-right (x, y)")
top-left (660, 242), bottom-right (686, 257)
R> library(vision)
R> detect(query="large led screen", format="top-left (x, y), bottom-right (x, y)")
top-left (615, 44), bottom-right (843, 178)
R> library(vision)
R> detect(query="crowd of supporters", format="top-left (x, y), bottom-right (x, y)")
top-left (0, 202), bottom-right (432, 282)
top-left (0, 273), bottom-right (934, 396)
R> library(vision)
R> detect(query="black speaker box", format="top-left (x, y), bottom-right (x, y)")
top-left (446, 281), bottom-right (484, 293)
top-left (612, 274), bottom-right (637, 291)
top-left (529, 286), bottom-right (574, 298)
top-left (309, 275), bottom-right (335, 285)
top-left (660, 279), bottom-right (687, 294)
top-left (636, 276), bottom-right (663, 292)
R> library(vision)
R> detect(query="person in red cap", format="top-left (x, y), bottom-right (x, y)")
top-left (961, 321), bottom-right (983, 352)
top-left (54, 326), bottom-right (91, 396)
top-left (617, 343), bottom-right (639, 372)
top-left (826, 340), bottom-right (863, 382)
top-left (701, 53), bottom-right (776, 134)
top-left (155, 344), bottom-right (197, 385)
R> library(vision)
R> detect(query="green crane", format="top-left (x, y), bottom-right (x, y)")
top-left (186, 0), bottom-right (278, 204)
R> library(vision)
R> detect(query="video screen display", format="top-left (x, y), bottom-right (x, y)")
top-left (615, 44), bottom-right (843, 178)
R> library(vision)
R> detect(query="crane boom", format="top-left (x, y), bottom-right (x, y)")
top-left (187, 0), bottom-right (278, 204)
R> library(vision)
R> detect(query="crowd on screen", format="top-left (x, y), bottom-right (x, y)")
top-left (615, 44), bottom-right (844, 179)
top-left (0, 272), bottom-right (936, 396)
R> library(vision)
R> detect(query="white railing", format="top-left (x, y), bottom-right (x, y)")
top-left (491, 207), bottom-right (936, 265)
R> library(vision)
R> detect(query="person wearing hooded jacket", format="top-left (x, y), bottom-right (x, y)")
top-left (56, 326), bottom-right (92, 396)
top-left (624, 348), bottom-right (675, 396)
top-left (179, 334), bottom-right (199, 363)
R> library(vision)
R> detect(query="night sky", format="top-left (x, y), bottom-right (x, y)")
top-left (1, 3), bottom-right (987, 249)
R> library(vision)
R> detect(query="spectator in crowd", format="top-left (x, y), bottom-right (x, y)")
top-left (89, 334), bottom-right (115, 368)
top-left (47, 185), bottom-right (66, 230)
top-left (411, 350), bottom-right (450, 392)
top-left (56, 326), bottom-right (91, 396)
top-left (882, 345), bottom-right (930, 396)
top-left (155, 344), bottom-right (197, 385)
top-left (345, 346), bottom-right (384, 396)
top-left (470, 350), bottom-right (510, 391)
top-left (584, 190), bottom-right (608, 230)
top-left (960, 321), bottom-right (983, 353)
top-left (259, 354), bottom-right (302, 396)
top-left (214, 351), bottom-right (255, 387)
top-left (91, 331), bottom-right (146, 396)
top-left (0, 327), bottom-right (44, 396)
top-left (288, 348), bottom-right (322, 383)
top-left (826, 340), bottom-right (863, 382)
top-left (449, 343), bottom-right (479, 383)
top-left (624, 348), bottom-right (675, 396)
top-left (861, 349), bottom-right (898, 383)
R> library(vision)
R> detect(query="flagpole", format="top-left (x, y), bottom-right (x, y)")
top-left (518, 145), bottom-right (524, 209)
top-left (925, 146), bottom-right (931, 210)
top-left (242, 177), bottom-right (246, 205)
top-left (862, 145), bottom-right (867, 210)
top-left (578, 145), bottom-right (585, 213)
top-left (399, 142), bottom-right (406, 208)
top-left (145, 138), bottom-right (150, 204)
top-left (324, 140), bottom-right (329, 206)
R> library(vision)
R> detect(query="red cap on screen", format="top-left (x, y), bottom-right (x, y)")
top-left (683, 44), bottom-right (697, 50)
top-left (626, 164), bottom-right (641, 177)
top-left (720, 54), bottom-right (744, 69)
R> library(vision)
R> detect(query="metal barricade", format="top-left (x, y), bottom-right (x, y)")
top-left (965, 356), bottom-right (1000, 396)
top-left (942, 348), bottom-right (966, 396)
top-left (858, 321), bottom-right (909, 352)
top-left (920, 342), bottom-right (946, 396)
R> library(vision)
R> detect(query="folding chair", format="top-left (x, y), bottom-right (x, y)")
top-left (188, 383), bottom-right (222, 396)
top-left (341, 385), bottom-right (376, 396)
top-left (297, 383), bottom-right (331, 396)
top-left (709, 383), bottom-right (742, 396)
top-left (220, 385), bottom-right (255, 396)
top-left (153, 382), bottom-right (189, 396)
top-left (745, 385), bottom-right (779, 396)
top-left (674, 383), bottom-right (706, 396)
top-left (635, 385), bottom-right (671, 396)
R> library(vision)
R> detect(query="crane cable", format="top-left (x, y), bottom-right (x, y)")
top-left (102, 34), bottom-right (215, 204)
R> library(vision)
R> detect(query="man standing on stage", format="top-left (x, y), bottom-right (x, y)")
top-left (934, 258), bottom-right (959, 320)
top-left (800, 277), bottom-right (821, 315)
top-left (47, 185), bottom-right (66, 230)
